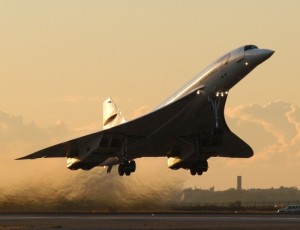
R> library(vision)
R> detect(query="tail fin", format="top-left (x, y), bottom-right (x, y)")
top-left (103, 97), bottom-right (126, 130)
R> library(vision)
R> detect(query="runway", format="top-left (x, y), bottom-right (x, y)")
top-left (0, 213), bottom-right (300, 230)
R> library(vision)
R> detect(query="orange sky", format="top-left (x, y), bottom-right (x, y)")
top-left (0, 0), bottom-right (300, 196)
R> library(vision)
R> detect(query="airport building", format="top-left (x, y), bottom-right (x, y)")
top-left (180, 177), bottom-right (300, 208)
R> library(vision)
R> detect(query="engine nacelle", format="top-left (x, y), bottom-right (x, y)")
top-left (67, 157), bottom-right (98, 170)
top-left (167, 157), bottom-right (184, 170)
top-left (67, 157), bottom-right (81, 170)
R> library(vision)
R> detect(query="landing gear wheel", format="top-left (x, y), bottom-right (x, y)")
top-left (118, 163), bottom-right (125, 176)
top-left (196, 169), bottom-right (203, 175)
top-left (130, 161), bottom-right (136, 172)
top-left (202, 161), bottom-right (208, 172)
top-left (118, 161), bottom-right (136, 176)
top-left (190, 168), bottom-right (196, 176)
top-left (125, 167), bottom-right (131, 176)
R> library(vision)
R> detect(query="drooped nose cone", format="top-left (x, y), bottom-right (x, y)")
top-left (245, 48), bottom-right (275, 65)
top-left (257, 49), bottom-right (275, 62)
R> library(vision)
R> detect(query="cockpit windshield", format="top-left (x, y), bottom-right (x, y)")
top-left (244, 45), bottom-right (258, 51)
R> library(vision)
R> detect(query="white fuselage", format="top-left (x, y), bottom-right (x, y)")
top-left (158, 46), bottom-right (273, 109)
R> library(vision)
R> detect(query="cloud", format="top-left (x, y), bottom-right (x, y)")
top-left (0, 111), bottom-right (71, 157)
top-left (73, 122), bottom-right (100, 136)
top-left (285, 105), bottom-right (300, 145)
top-left (225, 101), bottom-right (300, 165)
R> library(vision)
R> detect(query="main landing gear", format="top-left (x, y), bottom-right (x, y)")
top-left (118, 160), bottom-right (136, 176)
top-left (189, 161), bottom-right (208, 176)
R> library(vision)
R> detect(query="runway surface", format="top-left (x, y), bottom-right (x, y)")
top-left (0, 213), bottom-right (300, 230)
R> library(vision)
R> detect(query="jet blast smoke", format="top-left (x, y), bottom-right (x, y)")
top-left (0, 161), bottom-right (185, 212)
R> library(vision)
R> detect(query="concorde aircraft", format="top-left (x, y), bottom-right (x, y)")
top-left (17, 45), bottom-right (274, 176)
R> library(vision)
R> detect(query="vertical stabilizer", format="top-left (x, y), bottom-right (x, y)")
top-left (103, 97), bottom-right (126, 130)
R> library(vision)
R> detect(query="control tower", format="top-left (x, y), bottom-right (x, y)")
top-left (237, 176), bottom-right (242, 191)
